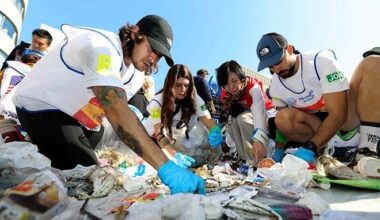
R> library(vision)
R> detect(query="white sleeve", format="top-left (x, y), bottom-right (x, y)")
top-left (195, 93), bottom-right (211, 118)
top-left (0, 69), bottom-right (13, 98)
top-left (316, 50), bottom-right (349, 93)
top-left (64, 34), bottom-right (124, 89)
top-left (146, 94), bottom-right (163, 126)
top-left (249, 84), bottom-right (268, 132)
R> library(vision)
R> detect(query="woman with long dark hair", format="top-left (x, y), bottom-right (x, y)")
top-left (144, 64), bottom-right (223, 168)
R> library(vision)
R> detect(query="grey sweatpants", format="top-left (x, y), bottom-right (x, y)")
top-left (228, 111), bottom-right (254, 161)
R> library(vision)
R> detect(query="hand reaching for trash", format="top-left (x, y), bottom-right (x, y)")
top-left (251, 141), bottom-right (267, 162)
top-left (208, 124), bottom-right (223, 148)
top-left (158, 160), bottom-right (206, 195)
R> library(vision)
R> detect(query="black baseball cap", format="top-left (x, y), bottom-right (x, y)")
top-left (363, 47), bottom-right (380, 58)
top-left (137, 15), bottom-right (174, 66)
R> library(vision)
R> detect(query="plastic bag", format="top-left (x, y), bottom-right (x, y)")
top-left (95, 119), bottom-right (156, 178)
top-left (258, 154), bottom-right (312, 196)
top-left (175, 121), bottom-right (221, 167)
top-left (0, 142), bottom-right (51, 189)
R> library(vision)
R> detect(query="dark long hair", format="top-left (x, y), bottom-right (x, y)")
top-left (160, 64), bottom-right (196, 140)
top-left (216, 60), bottom-right (247, 88)
top-left (118, 24), bottom-right (145, 60)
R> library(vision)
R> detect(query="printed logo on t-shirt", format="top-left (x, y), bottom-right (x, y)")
top-left (298, 90), bottom-right (315, 103)
top-left (5, 75), bottom-right (24, 95)
top-left (96, 54), bottom-right (112, 75)
top-left (200, 104), bottom-right (208, 111)
top-left (367, 133), bottom-right (380, 144)
top-left (287, 97), bottom-right (297, 107)
top-left (151, 107), bottom-right (161, 119)
top-left (326, 71), bottom-right (345, 83)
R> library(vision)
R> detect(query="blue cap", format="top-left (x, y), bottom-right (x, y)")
top-left (256, 34), bottom-right (285, 71)
top-left (21, 49), bottom-right (44, 58)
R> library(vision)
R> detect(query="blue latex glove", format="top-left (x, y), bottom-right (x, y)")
top-left (174, 152), bottom-right (196, 168)
top-left (272, 148), bottom-right (285, 163)
top-left (158, 160), bottom-right (206, 195)
top-left (292, 147), bottom-right (315, 164)
top-left (208, 124), bottom-right (223, 148)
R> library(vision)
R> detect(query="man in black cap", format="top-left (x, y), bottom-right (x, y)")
top-left (346, 47), bottom-right (380, 159)
top-left (13, 15), bottom-right (205, 194)
top-left (255, 32), bottom-right (352, 164)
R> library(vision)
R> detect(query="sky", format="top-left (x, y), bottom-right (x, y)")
top-left (19, 0), bottom-right (380, 91)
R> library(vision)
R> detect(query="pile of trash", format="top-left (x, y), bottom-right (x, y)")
top-left (1, 140), bottom-right (380, 219)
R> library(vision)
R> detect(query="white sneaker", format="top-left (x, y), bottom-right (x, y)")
top-left (327, 127), bottom-right (360, 148)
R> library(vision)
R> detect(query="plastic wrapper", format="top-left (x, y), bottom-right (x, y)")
top-left (296, 191), bottom-right (329, 215)
top-left (257, 154), bottom-right (312, 196)
top-left (0, 170), bottom-right (67, 220)
top-left (0, 142), bottom-right (51, 189)
top-left (126, 193), bottom-right (205, 220)
top-left (176, 121), bottom-right (222, 166)
top-left (95, 119), bottom-right (156, 177)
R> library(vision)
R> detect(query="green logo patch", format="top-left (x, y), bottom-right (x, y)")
top-left (326, 71), bottom-right (345, 82)
top-left (200, 104), bottom-right (208, 111)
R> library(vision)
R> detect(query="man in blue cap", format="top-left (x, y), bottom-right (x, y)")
top-left (13, 15), bottom-right (205, 195)
top-left (255, 32), bottom-right (355, 164)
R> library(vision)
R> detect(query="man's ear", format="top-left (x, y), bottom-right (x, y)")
top-left (287, 44), bottom-right (294, 55)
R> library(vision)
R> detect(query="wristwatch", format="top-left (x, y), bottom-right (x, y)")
top-left (304, 140), bottom-right (318, 154)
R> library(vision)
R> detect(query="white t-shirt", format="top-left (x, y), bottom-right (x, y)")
top-left (0, 61), bottom-right (31, 122)
top-left (13, 25), bottom-right (144, 130)
top-left (143, 93), bottom-right (210, 136)
top-left (269, 50), bottom-right (349, 112)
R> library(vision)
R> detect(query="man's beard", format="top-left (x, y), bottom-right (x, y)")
top-left (278, 61), bottom-right (296, 79)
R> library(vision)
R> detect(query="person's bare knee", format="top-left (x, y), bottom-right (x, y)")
top-left (275, 108), bottom-right (295, 133)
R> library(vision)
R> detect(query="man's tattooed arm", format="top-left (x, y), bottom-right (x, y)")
top-left (92, 85), bottom-right (167, 168)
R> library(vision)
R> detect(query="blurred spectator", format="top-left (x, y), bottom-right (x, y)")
top-left (208, 74), bottom-right (222, 122)
top-left (128, 75), bottom-right (154, 118)
top-left (193, 68), bottom-right (216, 115)
top-left (0, 49), bottom-right (44, 143)
top-left (1, 29), bottom-right (52, 71)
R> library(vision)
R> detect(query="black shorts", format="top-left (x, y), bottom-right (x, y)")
top-left (268, 111), bottom-right (329, 140)
top-left (16, 108), bottom-right (103, 169)
top-left (313, 111), bottom-right (328, 121)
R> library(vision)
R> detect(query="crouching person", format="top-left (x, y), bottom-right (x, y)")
top-left (144, 64), bottom-right (223, 168)
top-left (216, 60), bottom-right (273, 164)
top-left (13, 15), bottom-right (205, 194)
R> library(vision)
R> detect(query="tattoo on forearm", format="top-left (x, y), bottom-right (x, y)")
top-left (159, 136), bottom-right (171, 148)
top-left (116, 125), bottom-right (143, 157)
top-left (95, 86), bottom-right (126, 106)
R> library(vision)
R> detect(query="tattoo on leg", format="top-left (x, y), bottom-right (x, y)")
top-left (116, 125), bottom-right (143, 157)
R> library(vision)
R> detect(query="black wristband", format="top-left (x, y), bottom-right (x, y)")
top-left (305, 141), bottom-right (318, 154)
